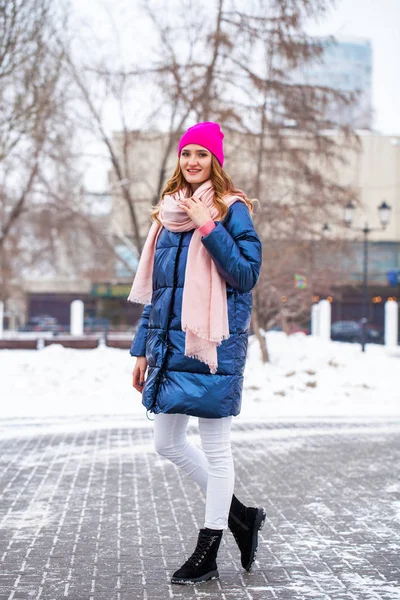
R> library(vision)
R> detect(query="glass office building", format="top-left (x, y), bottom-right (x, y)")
top-left (294, 36), bottom-right (373, 129)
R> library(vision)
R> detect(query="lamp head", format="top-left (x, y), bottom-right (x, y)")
top-left (378, 200), bottom-right (392, 228)
top-left (344, 201), bottom-right (356, 226)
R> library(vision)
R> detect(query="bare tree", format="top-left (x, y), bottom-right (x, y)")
top-left (0, 0), bottom-right (71, 303)
top-left (64, 54), bottom-right (151, 255)
top-left (144, 0), bottom-right (360, 360)
top-left (0, 0), bottom-right (120, 321)
top-left (227, 1), bottom-right (360, 359)
top-left (59, 0), bottom-right (361, 355)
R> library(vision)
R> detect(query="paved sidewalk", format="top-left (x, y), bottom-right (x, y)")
top-left (1, 416), bottom-right (400, 600)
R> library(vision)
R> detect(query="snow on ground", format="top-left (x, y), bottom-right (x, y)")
top-left (0, 332), bottom-right (399, 422)
top-left (242, 332), bottom-right (400, 419)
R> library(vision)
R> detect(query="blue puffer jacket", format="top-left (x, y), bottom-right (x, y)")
top-left (130, 201), bottom-right (262, 418)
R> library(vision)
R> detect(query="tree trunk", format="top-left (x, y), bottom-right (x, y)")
top-left (279, 308), bottom-right (290, 335)
top-left (251, 290), bottom-right (269, 363)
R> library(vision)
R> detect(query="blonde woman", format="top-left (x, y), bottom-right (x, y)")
top-left (129, 122), bottom-right (265, 585)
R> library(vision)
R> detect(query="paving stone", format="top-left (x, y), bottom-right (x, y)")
top-left (1, 417), bottom-right (400, 599)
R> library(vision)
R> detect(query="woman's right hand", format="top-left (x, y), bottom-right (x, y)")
top-left (132, 356), bottom-right (148, 393)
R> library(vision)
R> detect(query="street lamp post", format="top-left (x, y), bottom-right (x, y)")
top-left (344, 200), bottom-right (392, 352)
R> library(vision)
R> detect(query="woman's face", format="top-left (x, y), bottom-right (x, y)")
top-left (179, 144), bottom-right (212, 190)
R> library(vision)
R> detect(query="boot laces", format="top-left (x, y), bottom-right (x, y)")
top-left (188, 535), bottom-right (217, 567)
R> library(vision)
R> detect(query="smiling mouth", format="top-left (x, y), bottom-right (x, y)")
top-left (187, 169), bottom-right (201, 173)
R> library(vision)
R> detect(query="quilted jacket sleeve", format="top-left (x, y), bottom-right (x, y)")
top-left (201, 201), bottom-right (262, 293)
top-left (129, 303), bottom-right (152, 356)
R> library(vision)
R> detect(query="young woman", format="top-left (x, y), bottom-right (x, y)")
top-left (129, 121), bottom-right (264, 585)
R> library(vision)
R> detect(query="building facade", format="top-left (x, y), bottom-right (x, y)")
top-left (109, 129), bottom-right (399, 330)
top-left (15, 129), bottom-right (399, 332)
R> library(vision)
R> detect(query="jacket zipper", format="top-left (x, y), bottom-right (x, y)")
top-left (150, 232), bottom-right (183, 410)
top-left (163, 233), bottom-right (183, 372)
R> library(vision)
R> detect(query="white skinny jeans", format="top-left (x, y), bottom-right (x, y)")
top-left (153, 413), bottom-right (234, 530)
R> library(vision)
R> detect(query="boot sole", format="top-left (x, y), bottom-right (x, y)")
top-left (171, 569), bottom-right (219, 585)
top-left (244, 508), bottom-right (266, 572)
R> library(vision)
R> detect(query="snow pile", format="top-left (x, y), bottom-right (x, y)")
top-left (0, 332), bottom-right (399, 420)
top-left (242, 332), bottom-right (400, 419)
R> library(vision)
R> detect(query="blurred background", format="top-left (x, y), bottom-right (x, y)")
top-left (0, 0), bottom-right (399, 351)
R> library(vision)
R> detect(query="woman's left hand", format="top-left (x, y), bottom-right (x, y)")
top-left (179, 196), bottom-right (213, 228)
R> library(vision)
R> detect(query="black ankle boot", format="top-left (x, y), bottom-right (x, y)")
top-left (171, 527), bottom-right (223, 585)
top-left (228, 494), bottom-right (266, 571)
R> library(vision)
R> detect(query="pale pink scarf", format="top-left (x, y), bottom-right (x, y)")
top-left (127, 179), bottom-right (245, 374)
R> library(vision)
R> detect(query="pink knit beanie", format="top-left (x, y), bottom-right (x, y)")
top-left (178, 121), bottom-right (225, 166)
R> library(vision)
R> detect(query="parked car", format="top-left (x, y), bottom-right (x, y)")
top-left (331, 320), bottom-right (383, 344)
top-left (84, 317), bottom-right (111, 333)
top-left (18, 315), bottom-right (63, 334)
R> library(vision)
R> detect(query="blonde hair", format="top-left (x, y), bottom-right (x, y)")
top-left (150, 154), bottom-right (255, 224)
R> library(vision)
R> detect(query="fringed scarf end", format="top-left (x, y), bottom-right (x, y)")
top-left (185, 350), bottom-right (218, 375)
top-left (182, 324), bottom-right (230, 345)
